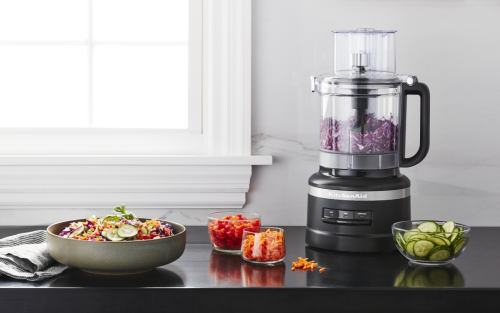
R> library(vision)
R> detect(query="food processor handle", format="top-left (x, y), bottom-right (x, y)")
top-left (400, 82), bottom-right (430, 168)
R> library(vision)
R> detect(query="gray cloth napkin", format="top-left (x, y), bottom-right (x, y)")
top-left (0, 230), bottom-right (69, 281)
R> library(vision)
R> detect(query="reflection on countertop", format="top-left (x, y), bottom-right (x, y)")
top-left (305, 245), bottom-right (408, 287)
top-left (208, 251), bottom-right (244, 287)
top-left (394, 265), bottom-right (464, 288)
top-left (208, 250), bottom-right (286, 287)
top-left (242, 262), bottom-right (285, 287)
top-left (45, 267), bottom-right (185, 288)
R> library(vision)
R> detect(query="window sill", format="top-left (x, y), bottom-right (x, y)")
top-left (0, 155), bottom-right (272, 166)
top-left (0, 155), bottom-right (272, 225)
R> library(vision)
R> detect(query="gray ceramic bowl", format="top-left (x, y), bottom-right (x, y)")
top-left (47, 218), bottom-right (186, 275)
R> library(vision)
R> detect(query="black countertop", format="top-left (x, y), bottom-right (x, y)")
top-left (1, 226), bottom-right (500, 312)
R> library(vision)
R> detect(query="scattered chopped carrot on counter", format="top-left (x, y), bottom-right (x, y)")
top-left (291, 257), bottom-right (321, 272)
top-left (242, 229), bottom-right (285, 262)
top-left (319, 267), bottom-right (326, 273)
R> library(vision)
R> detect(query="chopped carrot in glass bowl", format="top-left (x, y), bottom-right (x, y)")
top-left (207, 212), bottom-right (261, 254)
top-left (241, 227), bottom-right (285, 264)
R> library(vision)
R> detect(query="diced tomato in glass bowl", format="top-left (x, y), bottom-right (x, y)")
top-left (207, 212), bottom-right (261, 254)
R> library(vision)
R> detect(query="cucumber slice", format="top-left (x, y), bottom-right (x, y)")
top-left (87, 215), bottom-right (97, 221)
top-left (429, 245), bottom-right (451, 261)
top-left (408, 234), bottom-right (429, 241)
top-left (117, 224), bottom-right (138, 238)
top-left (403, 228), bottom-right (420, 241)
top-left (433, 233), bottom-right (448, 238)
top-left (439, 237), bottom-right (452, 246)
top-left (455, 227), bottom-right (465, 242)
top-left (433, 234), bottom-right (450, 243)
top-left (69, 223), bottom-right (84, 238)
top-left (397, 232), bottom-right (405, 243)
top-left (405, 241), bottom-right (417, 256)
top-left (441, 221), bottom-right (455, 237)
top-left (428, 237), bottom-right (447, 246)
top-left (105, 228), bottom-right (124, 241)
top-left (453, 238), bottom-right (466, 254)
top-left (396, 233), bottom-right (406, 249)
top-left (449, 228), bottom-right (459, 242)
top-left (417, 221), bottom-right (439, 233)
top-left (413, 240), bottom-right (436, 257)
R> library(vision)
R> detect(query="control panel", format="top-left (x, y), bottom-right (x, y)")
top-left (322, 208), bottom-right (372, 225)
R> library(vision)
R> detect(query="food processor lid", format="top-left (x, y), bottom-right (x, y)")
top-left (311, 28), bottom-right (419, 94)
top-left (333, 28), bottom-right (397, 81)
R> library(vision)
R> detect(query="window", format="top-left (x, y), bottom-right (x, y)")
top-left (0, 0), bottom-right (202, 155)
top-left (0, 1), bottom-right (272, 217)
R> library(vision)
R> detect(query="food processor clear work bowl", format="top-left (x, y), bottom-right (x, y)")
top-left (311, 28), bottom-right (429, 171)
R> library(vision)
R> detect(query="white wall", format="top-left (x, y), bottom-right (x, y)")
top-left (247, 0), bottom-right (500, 226)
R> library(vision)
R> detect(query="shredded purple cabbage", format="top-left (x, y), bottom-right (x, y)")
top-left (320, 114), bottom-right (398, 153)
top-left (58, 228), bottom-right (72, 236)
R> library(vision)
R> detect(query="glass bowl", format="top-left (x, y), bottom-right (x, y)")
top-left (241, 227), bottom-right (285, 264)
top-left (207, 212), bottom-right (261, 254)
top-left (392, 220), bottom-right (470, 266)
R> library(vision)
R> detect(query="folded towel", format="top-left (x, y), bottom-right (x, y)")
top-left (0, 230), bottom-right (69, 281)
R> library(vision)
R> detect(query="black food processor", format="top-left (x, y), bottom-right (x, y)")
top-left (307, 29), bottom-right (430, 252)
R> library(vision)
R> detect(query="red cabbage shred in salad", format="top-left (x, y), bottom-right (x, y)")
top-left (320, 114), bottom-right (398, 153)
top-left (58, 204), bottom-right (174, 241)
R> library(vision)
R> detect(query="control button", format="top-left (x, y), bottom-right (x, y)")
top-left (321, 217), bottom-right (337, 224)
top-left (338, 210), bottom-right (353, 220)
top-left (353, 211), bottom-right (372, 220)
top-left (323, 209), bottom-right (338, 218)
top-left (351, 220), bottom-right (371, 225)
top-left (336, 220), bottom-right (353, 225)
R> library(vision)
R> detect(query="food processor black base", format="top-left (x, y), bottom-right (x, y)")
top-left (305, 168), bottom-right (411, 253)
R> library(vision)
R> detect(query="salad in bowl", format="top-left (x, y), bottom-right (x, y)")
top-left (58, 204), bottom-right (174, 242)
top-left (47, 204), bottom-right (186, 274)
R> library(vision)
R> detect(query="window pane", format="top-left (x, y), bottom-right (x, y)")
top-left (0, 0), bottom-right (87, 41)
top-left (93, 0), bottom-right (189, 42)
top-left (0, 46), bottom-right (88, 127)
top-left (93, 46), bottom-right (188, 128)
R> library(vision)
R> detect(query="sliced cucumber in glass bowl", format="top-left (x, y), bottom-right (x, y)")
top-left (392, 220), bottom-right (470, 266)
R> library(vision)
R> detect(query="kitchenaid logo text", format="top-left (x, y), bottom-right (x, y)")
top-left (328, 192), bottom-right (368, 199)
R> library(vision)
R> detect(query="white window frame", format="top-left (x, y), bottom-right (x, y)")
top-left (0, 0), bottom-right (204, 155)
top-left (0, 0), bottom-right (272, 223)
